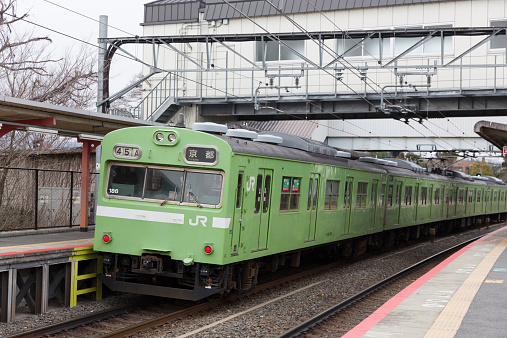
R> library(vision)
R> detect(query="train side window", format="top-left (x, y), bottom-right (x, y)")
top-left (379, 184), bottom-right (385, 207)
top-left (325, 180), bottom-right (339, 210)
top-left (308, 179), bottom-right (313, 210)
top-left (388, 185), bottom-right (393, 206)
top-left (254, 174), bottom-right (263, 213)
top-left (404, 186), bottom-right (412, 205)
top-left (344, 181), bottom-right (350, 207)
top-left (434, 188), bottom-right (440, 204)
top-left (396, 183), bottom-right (402, 205)
top-left (356, 182), bottom-right (368, 208)
top-left (370, 181), bottom-right (378, 207)
top-left (468, 190), bottom-right (474, 203)
top-left (280, 177), bottom-right (301, 212)
top-left (236, 172), bottom-right (243, 208)
top-left (494, 191), bottom-right (498, 201)
top-left (502, 191), bottom-right (505, 201)
top-left (421, 187), bottom-right (427, 205)
top-left (263, 175), bottom-right (271, 213)
top-left (312, 179), bottom-right (318, 210)
top-left (477, 190), bottom-right (481, 202)
top-left (458, 189), bottom-right (464, 204)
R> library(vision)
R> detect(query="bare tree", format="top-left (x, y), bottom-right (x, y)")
top-left (0, 0), bottom-right (53, 73)
top-left (0, 0), bottom-right (98, 212)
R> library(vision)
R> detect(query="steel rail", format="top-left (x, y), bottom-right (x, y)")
top-left (276, 235), bottom-right (483, 338)
top-left (7, 303), bottom-right (141, 338)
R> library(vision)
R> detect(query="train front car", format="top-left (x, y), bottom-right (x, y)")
top-left (94, 126), bottom-right (233, 300)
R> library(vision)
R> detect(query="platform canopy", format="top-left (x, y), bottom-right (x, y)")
top-left (0, 96), bottom-right (160, 138)
top-left (474, 120), bottom-right (507, 152)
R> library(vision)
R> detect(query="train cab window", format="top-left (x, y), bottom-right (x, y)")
top-left (434, 188), bottom-right (440, 204)
top-left (324, 180), bottom-right (340, 210)
top-left (144, 168), bottom-right (184, 201)
top-left (356, 182), bottom-right (368, 208)
top-left (477, 190), bottom-right (482, 202)
top-left (404, 186), bottom-right (412, 205)
top-left (280, 177), bottom-right (301, 212)
top-left (106, 164), bottom-right (223, 207)
top-left (236, 172), bottom-right (244, 208)
top-left (108, 165), bottom-right (146, 198)
top-left (421, 187), bottom-right (427, 205)
top-left (183, 171), bottom-right (223, 206)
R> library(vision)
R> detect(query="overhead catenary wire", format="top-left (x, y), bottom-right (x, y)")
top-left (36, 0), bottom-right (412, 150)
top-left (25, 2), bottom-right (486, 154)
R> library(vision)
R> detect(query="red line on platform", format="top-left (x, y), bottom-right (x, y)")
top-left (343, 226), bottom-right (507, 338)
top-left (0, 243), bottom-right (93, 256)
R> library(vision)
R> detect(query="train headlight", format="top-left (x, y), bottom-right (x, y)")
top-left (153, 130), bottom-right (179, 146)
top-left (204, 244), bottom-right (213, 254)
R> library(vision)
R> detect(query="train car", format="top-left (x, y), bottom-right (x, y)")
top-left (94, 123), bottom-right (507, 300)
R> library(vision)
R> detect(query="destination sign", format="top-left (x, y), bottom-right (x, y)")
top-left (184, 146), bottom-right (218, 165)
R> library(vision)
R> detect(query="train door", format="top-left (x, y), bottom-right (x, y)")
top-left (306, 174), bottom-right (319, 241)
top-left (231, 167), bottom-right (245, 255)
top-left (343, 177), bottom-right (353, 234)
top-left (253, 169), bottom-right (273, 250)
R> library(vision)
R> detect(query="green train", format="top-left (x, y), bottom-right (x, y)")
top-left (94, 123), bottom-right (507, 300)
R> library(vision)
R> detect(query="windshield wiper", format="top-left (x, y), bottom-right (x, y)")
top-left (189, 191), bottom-right (203, 208)
top-left (160, 191), bottom-right (178, 206)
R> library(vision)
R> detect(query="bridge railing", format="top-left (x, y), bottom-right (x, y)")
top-left (0, 167), bottom-right (98, 231)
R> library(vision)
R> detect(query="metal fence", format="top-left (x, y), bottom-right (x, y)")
top-left (0, 167), bottom-right (97, 231)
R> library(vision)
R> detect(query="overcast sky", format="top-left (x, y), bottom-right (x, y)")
top-left (16, 0), bottom-right (148, 95)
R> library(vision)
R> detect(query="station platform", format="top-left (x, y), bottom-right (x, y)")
top-left (345, 225), bottom-right (507, 338)
top-left (0, 228), bottom-right (93, 257)
top-left (0, 228), bottom-right (100, 322)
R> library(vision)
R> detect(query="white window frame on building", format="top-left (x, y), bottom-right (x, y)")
top-left (336, 23), bottom-right (454, 59)
top-left (255, 39), bottom-right (305, 63)
top-left (490, 19), bottom-right (507, 51)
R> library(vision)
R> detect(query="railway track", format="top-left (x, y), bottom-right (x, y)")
top-left (8, 258), bottom-right (344, 338)
top-left (276, 236), bottom-right (482, 337)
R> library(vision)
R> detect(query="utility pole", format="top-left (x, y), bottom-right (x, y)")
top-left (97, 15), bottom-right (108, 113)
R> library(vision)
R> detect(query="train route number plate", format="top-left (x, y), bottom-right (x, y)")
top-left (113, 144), bottom-right (142, 160)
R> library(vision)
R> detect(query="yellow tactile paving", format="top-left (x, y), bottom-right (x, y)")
top-left (424, 236), bottom-right (507, 338)
top-left (0, 238), bottom-right (93, 254)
